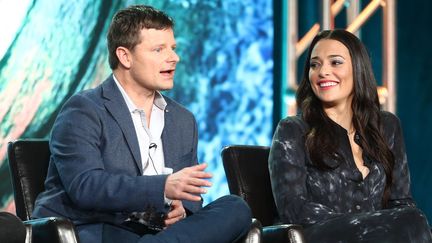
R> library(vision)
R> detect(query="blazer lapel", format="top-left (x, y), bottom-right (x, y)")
top-left (101, 76), bottom-right (143, 173)
top-left (162, 104), bottom-right (175, 169)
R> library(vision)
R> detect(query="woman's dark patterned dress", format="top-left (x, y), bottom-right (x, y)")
top-left (269, 111), bottom-right (432, 242)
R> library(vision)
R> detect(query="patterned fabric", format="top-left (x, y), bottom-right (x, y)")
top-left (125, 207), bottom-right (167, 231)
top-left (269, 111), bottom-right (432, 242)
top-left (304, 207), bottom-right (431, 243)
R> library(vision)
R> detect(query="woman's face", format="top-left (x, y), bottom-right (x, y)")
top-left (308, 39), bottom-right (354, 108)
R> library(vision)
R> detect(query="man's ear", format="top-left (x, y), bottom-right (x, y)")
top-left (116, 47), bottom-right (132, 69)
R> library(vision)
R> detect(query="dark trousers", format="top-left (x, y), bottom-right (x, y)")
top-left (0, 212), bottom-right (26, 243)
top-left (78, 195), bottom-right (252, 243)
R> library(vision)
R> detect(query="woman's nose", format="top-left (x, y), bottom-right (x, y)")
top-left (318, 63), bottom-right (331, 77)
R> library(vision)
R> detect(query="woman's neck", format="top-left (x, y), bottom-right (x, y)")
top-left (324, 103), bottom-right (354, 134)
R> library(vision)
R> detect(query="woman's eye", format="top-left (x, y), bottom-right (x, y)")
top-left (310, 62), bottom-right (320, 68)
top-left (154, 48), bottom-right (162, 53)
top-left (332, 60), bottom-right (343, 65)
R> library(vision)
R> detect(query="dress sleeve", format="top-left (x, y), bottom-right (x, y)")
top-left (384, 112), bottom-right (416, 208)
top-left (269, 117), bottom-right (342, 226)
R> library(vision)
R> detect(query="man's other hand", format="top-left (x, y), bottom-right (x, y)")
top-left (164, 200), bottom-right (186, 227)
top-left (164, 163), bottom-right (212, 201)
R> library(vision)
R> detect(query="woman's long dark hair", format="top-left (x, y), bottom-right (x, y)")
top-left (296, 29), bottom-right (394, 207)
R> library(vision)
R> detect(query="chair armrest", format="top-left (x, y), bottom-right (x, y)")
top-left (24, 224), bottom-right (31, 243)
top-left (24, 217), bottom-right (79, 243)
top-left (263, 224), bottom-right (305, 243)
top-left (237, 218), bottom-right (262, 243)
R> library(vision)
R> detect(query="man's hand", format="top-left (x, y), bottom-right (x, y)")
top-left (164, 200), bottom-right (186, 227)
top-left (164, 163), bottom-right (212, 201)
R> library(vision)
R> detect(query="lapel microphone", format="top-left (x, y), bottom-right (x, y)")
top-left (149, 143), bottom-right (157, 149)
top-left (148, 142), bottom-right (158, 174)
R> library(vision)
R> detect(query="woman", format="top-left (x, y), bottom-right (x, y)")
top-left (269, 29), bottom-right (432, 242)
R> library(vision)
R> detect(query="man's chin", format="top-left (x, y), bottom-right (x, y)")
top-left (158, 84), bottom-right (174, 91)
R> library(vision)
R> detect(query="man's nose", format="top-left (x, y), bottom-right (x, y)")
top-left (168, 50), bottom-right (180, 63)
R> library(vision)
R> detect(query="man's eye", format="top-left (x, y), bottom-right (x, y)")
top-left (154, 48), bottom-right (162, 52)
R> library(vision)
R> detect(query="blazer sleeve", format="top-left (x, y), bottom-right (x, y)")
top-left (181, 115), bottom-right (203, 214)
top-left (382, 112), bottom-right (416, 208)
top-left (50, 93), bottom-right (167, 213)
top-left (269, 117), bottom-right (342, 226)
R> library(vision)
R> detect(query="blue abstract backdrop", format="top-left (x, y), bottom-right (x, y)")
top-left (0, 0), bottom-right (273, 211)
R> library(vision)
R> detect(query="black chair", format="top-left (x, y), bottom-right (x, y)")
top-left (7, 139), bottom-right (80, 243)
top-left (239, 218), bottom-right (262, 243)
top-left (222, 145), bottom-right (305, 243)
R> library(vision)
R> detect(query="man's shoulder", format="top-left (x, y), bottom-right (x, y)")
top-left (65, 77), bottom-right (112, 106)
top-left (65, 86), bottom-right (103, 108)
top-left (163, 95), bottom-right (195, 118)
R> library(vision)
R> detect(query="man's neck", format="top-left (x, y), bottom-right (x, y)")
top-left (113, 70), bottom-right (156, 113)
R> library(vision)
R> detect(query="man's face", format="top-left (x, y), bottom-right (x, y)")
top-left (127, 27), bottom-right (179, 92)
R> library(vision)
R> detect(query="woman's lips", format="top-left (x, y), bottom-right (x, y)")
top-left (317, 80), bottom-right (339, 89)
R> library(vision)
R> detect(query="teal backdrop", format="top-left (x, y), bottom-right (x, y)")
top-left (0, 0), bottom-right (273, 211)
top-left (396, 0), bottom-right (432, 224)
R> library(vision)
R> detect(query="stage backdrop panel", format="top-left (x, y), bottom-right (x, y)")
top-left (0, 0), bottom-right (273, 210)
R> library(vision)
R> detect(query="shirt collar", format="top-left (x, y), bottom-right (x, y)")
top-left (113, 74), bottom-right (167, 112)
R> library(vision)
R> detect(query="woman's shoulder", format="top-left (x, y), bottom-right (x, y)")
top-left (279, 115), bottom-right (307, 127)
top-left (379, 110), bottom-right (401, 127)
top-left (379, 110), bottom-right (402, 136)
top-left (380, 110), bottom-right (398, 120)
top-left (276, 115), bottom-right (309, 134)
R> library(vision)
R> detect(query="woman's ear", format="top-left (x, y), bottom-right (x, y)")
top-left (116, 46), bottom-right (132, 69)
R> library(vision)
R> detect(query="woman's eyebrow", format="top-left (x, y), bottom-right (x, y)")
top-left (328, 54), bottom-right (345, 59)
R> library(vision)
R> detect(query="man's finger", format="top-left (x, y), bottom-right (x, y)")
top-left (178, 192), bottom-right (201, 201)
top-left (166, 208), bottom-right (184, 219)
top-left (183, 184), bottom-right (208, 194)
top-left (188, 163), bottom-right (208, 171)
top-left (165, 215), bottom-right (182, 226)
top-left (190, 171), bottom-right (213, 179)
top-left (188, 178), bottom-right (212, 187)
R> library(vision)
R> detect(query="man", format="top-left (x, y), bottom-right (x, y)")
top-left (32, 5), bottom-right (251, 243)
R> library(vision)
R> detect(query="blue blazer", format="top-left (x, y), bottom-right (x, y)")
top-left (33, 75), bottom-right (202, 228)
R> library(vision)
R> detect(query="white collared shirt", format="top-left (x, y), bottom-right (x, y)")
top-left (113, 75), bottom-right (170, 175)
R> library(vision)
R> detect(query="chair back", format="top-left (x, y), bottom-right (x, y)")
top-left (7, 139), bottom-right (50, 221)
top-left (221, 145), bottom-right (279, 226)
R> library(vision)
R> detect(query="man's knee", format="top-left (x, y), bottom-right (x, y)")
top-left (214, 195), bottom-right (252, 225)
